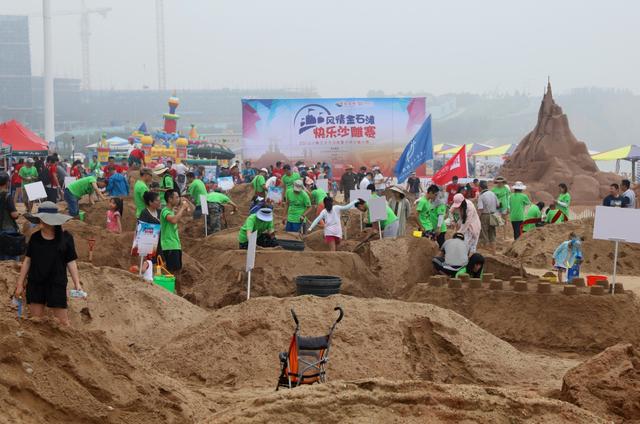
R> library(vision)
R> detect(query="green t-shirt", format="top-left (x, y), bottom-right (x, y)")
top-left (188, 179), bottom-right (207, 206)
top-left (88, 160), bottom-right (100, 172)
top-left (492, 186), bottom-right (511, 211)
top-left (251, 174), bottom-right (266, 194)
top-left (455, 267), bottom-right (483, 278)
top-left (134, 180), bottom-right (149, 218)
top-left (285, 188), bottom-right (311, 222)
top-left (430, 203), bottom-right (447, 233)
top-left (523, 204), bottom-right (541, 232)
top-left (160, 208), bottom-right (181, 250)
top-left (19, 166), bottom-right (38, 182)
top-left (381, 206), bottom-right (398, 229)
top-left (206, 192), bottom-right (231, 204)
top-left (160, 174), bottom-right (174, 206)
top-left (509, 192), bottom-right (531, 221)
top-left (557, 192), bottom-right (571, 218)
top-left (238, 213), bottom-right (275, 243)
top-left (67, 176), bottom-right (97, 199)
top-left (281, 172), bottom-right (301, 190)
top-left (545, 208), bottom-right (565, 224)
top-left (415, 197), bottom-right (433, 231)
top-left (311, 188), bottom-right (327, 205)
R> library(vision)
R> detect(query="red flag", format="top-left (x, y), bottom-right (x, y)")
top-left (432, 145), bottom-right (468, 185)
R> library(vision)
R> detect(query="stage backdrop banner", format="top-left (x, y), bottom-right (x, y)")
top-left (242, 97), bottom-right (426, 176)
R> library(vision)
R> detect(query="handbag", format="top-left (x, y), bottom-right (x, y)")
top-left (0, 193), bottom-right (26, 256)
top-left (489, 212), bottom-right (504, 227)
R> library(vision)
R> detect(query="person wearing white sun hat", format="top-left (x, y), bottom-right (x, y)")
top-left (509, 181), bottom-right (531, 240)
top-left (238, 207), bottom-right (277, 249)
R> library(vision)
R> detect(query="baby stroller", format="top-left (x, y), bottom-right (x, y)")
top-left (276, 306), bottom-right (344, 390)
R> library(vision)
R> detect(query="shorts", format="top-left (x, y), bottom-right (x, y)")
top-left (285, 221), bottom-right (303, 232)
top-left (480, 214), bottom-right (496, 243)
top-left (26, 280), bottom-right (68, 309)
top-left (324, 235), bottom-right (341, 245)
top-left (64, 188), bottom-right (80, 217)
top-left (162, 249), bottom-right (182, 272)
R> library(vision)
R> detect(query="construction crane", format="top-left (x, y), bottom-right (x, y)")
top-left (31, 1), bottom-right (111, 90)
top-left (156, 0), bottom-right (166, 90)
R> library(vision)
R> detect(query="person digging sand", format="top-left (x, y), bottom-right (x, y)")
top-left (238, 208), bottom-right (278, 249)
top-left (14, 202), bottom-right (82, 326)
top-left (307, 197), bottom-right (358, 251)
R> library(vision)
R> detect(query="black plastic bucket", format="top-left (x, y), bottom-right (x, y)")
top-left (295, 275), bottom-right (342, 297)
top-left (278, 239), bottom-right (305, 251)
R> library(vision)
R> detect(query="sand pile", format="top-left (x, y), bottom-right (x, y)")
top-left (208, 379), bottom-right (605, 424)
top-left (406, 284), bottom-right (640, 352)
top-left (81, 196), bottom-right (138, 231)
top-left (153, 296), bottom-right (576, 393)
top-left (0, 316), bottom-right (204, 424)
top-left (505, 217), bottom-right (640, 274)
top-left (182, 250), bottom-right (389, 308)
top-left (561, 343), bottom-right (640, 422)
top-left (0, 262), bottom-right (208, 352)
top-left (501, 82), bottom-right (618, 204)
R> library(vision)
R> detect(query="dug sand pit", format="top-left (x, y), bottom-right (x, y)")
top-left (153, 296), bottom-right (576, 393)
top-left (81, 197), bottom-right (138, 232)
top-left (0, 316), bottom-right (202, 424)
top-left (561, 343), bottom-right (640, 422)
top-left (0, 262), bottom-right (207, 351)
top-left (208, 379), bottom-right (605, 424)
top-left (500, 82), bottom-right (618, 204)
top-left (185, 250), bottom-right (389, 308)
top-left (406, 284), bottom-right (640, 352)
top-left (505, 217), bottom-right (640, 274)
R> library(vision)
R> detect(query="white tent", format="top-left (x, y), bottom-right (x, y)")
top-left (86, 136), bottom-right (130, 150)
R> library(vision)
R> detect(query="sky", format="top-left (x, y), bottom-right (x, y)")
top-left (2, 0), bottom-right (639, 96)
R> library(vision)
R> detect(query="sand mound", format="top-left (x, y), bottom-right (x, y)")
top-left (208, 379), bottom-right (604, 424)
top-left (500, 82), bottom-right (618, 204)
top-left (406, 283), bottom-right (640, 352)
top-left (0, 316), bottom-right (202, 424)
top-left (505, 217), bottom-right (640, 274)
top-left (0, 262), bottom-right (207, 352)
top-left (82, 196), bottom-right (139, 232)
top-left (562, 343), bottom-right (640, 422)
top-left (183, 250), bottom-right (389, 308)
top-left (153, 296), bottom-right (575, 393)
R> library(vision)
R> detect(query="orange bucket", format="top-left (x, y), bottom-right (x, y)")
top-left (586, 275), bottom-right (607, 287)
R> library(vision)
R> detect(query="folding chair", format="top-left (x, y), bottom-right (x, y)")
top-left (276, 306), bottom-right (344, 390)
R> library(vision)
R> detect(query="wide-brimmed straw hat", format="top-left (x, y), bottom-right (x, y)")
top-left (260, 168), bottom-right (269, 174)
top-left (256, 208), bottom-right (273, 222)
top-left (293, 180), bottom-right (304, 192)
top-left (512, 181), bottom-right (527, 190)
top-left (493, 176), bottom-right (506, 183)
top-left (153, 163), bottom-right (168, 175)
top-left (26, 201), bottom-right (72, 225)
top-left (389, 185), bottom-right (406, 195)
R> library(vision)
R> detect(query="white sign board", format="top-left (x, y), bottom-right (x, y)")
top-left (217, 176), bottom-right (234, 191)
top-left (368, 197), bottom-right (388, 222)
top-left (315, 178), bottom-right (329, 192)
top-left (64, 176), bottom-right (77, 187)
top-left (350, 189), bottom-right (371, 202)
top-left (200, 195), bottom-right (209, 215)
top-left (267, 186), bottom-right (283, 204)
top-left (246, 231), bottom-right (257, 272)
top-left (593, 206), bottom-right (640, 243)
top-left (24, 181), bottom-right (47, 201)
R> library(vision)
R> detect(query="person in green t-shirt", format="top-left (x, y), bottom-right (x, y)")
top-left (523, 201), bottom-right (544, 233)
top-left (134, 169), bottom-right (153, 218)
top-left (508, 181), bottom-right (531, 240)
top-left (545, 202), bottom-right (565, 224)
top-left (557, 183), bottom-right (571, 220)
top-left (186, 172), bottom-right (208, 219)
top-left (205, 190), bottom-right (239, 234)
top-left (19, 159), bottom-right (39, 213)
top-left (281, 164), bottom-right (301, 191)
top-left (238, 208), bottom-right (277, 249)
top-left (492, 176), bottom-right (511, 240)
top-left (64, 176), bottom-right (108, 217)
top-left (251, 168), bottom-right (268, 196)
top-left (356, 199), bottom-right (400, 238)
top-left (153, 163), bottom-right (174, 207)
top-left (454, 253), bottom-right (485, 278)
top-left (160, 189), bottom-right (190, 294)
top-left (310, 185), bottom-right (328, 206)
top-left (87, 155), bottom-right (101, 175)
top-left (284, 180), bottom-right (312, 232)
top-left (416, 196), bottom-right (433, 232)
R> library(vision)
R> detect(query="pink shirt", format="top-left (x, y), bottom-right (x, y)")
top-left (106, 210), bottom-right (121, 233)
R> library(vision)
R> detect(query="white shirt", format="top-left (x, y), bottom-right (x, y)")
top-left (172, 163), bottom-right (188, 175)
top-left (623, 188), bottom-right (636, 208)
top-left (374, 173), bottom-right (385, 190)
top-left (308, 201), bottom-right (356, 238)
top-left (359, 177), bottom-right (371, 190)
top-left (477, 190), bottom-right (499, 213)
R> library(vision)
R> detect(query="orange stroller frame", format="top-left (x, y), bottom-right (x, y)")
top-left (276, 306), bottom-right (344, 390)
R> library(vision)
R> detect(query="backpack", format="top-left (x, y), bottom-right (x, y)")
top-left (38, 165), bottom-right (51, 186)
top-left (0, 192), bottom-right (25, 256)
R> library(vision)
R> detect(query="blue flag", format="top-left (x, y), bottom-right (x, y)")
top-left (394, 115), bottom-right (433, 183)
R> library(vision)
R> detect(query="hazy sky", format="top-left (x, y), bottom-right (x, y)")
top-left (3, 0), bottom-right (639, 96)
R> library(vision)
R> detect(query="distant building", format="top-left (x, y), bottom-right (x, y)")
top-left (0, 16), bottom-right (32, 124)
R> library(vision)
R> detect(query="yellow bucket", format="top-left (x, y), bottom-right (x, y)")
top-left (412, 230), bottom-right (423, 238)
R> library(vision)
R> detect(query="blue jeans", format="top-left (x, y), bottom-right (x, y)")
top-left (285, 221), bottom-right (303, 232)
top-left (64, 188), bottom-right (80, 217)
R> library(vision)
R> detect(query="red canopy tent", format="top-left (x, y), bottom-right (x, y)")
top-left (0, 120), bottom-right (49, 156)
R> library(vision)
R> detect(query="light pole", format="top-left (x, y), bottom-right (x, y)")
top-left (43, 0), bottom-right (55, 149)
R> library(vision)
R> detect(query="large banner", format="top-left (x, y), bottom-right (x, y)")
top-left (242, 97), bottom-right (426, 176)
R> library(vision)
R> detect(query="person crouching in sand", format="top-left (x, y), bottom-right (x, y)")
top-left (552, 232), bottom-right (583, 283)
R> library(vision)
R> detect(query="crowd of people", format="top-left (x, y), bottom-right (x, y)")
top-left (2, 150), bottom-right (640, 325)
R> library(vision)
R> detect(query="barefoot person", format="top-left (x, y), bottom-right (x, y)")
top-left (14, 202), bottom-right (82, 326)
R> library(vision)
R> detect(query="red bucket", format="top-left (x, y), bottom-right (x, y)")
top-left (586, 275), bottom-right (607, 287)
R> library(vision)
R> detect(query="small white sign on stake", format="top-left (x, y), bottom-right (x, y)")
top-left (24, 181), bottom-right (47, 201)
top-left (315, 178), bottom-right (329, 192)
top-left (217, 176), bottom-right (234, 191)
top-left (350, 189), bottom-right (371, 202)
top-left (246, 231), bottom-right (258, 300)
top-left (200, 195), bottom-right (209, 215)
top-left (267, 186), bottom-right (283, 204)
top-left (368, 197), bottom-right (388, 222)
top-left (64, 176), bottom-right (77, 188)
